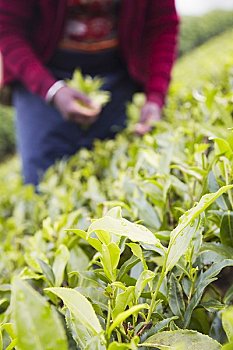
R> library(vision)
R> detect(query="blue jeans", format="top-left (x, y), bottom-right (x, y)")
top-left (13, 69), bottom-right (139, 185)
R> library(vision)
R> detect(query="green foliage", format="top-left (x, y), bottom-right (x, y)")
top-left (222, 307), bottom-right (233, 343)
top-left (0, 106), bottom-right (15, 161)
top-left (179, 11), bottom-right (233, 56)
top-left (140, 330), bottom-right (221, 349)
top-left (0, 28), bottom-right (233, 349)
top-left (170, 29), bottom-right (233, 98)
top-left (12, 278), bottom-right (68, 350)
top-left (67, 69), bottom-right (111, 107)
top-left (46, 287), bottom-right (104, 342)
top-left (2, 194), bottom-right (232, 349)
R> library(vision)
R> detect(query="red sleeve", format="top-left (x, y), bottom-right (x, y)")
top-left (143, 0), bottom-right (179, 107)
top-left (0, 0), bottom-right (56, 99)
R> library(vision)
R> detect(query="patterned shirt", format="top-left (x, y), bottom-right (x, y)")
top-left (59, 0), bottom-right (119, 52)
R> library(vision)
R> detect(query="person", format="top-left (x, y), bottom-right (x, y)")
top-left (0, 0), bottom-right (179, 185)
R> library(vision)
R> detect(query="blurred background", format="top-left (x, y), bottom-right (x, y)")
top-left (176, 0), bottom-right (233, 56)
top-left (0, 1), bottom-right (233, 163)
top-left (176, 0), bottom-right (233, 15)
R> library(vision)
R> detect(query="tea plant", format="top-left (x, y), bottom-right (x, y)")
top-left (0, 31), bottom-right (233, 349)
top-left (2, 192), bottom-right (233, 349)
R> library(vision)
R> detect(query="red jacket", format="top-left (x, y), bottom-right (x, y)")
top-left (0, 0), bottom-right (179, 107)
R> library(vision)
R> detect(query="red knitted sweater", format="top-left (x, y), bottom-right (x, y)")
top-left (0, 0), bottom-right (179, 107)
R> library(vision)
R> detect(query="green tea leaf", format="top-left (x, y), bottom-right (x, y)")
top-left (5, 339), bottom-right (17, 350)
top-left (66, 311), bottom-right (105, 350)
top-left (112, 286), bottom-right (135, 319)
top-left (132, 195), bottom-right (161, 230)
top-left (12, 278), bottom-right (68, 350)
top-left (199, 242), bottom-right (233, 265)
top-left (108, 337), bottom-right (139, 350)
top-left (77, 286), bottom-right (108, 312)
top-left (200, 300), bottom-right (225, 312)
top-left (211, 137), bottom-right (233, 158)
top-left (46, 287), bottom-right (103, 335)
top-left (108, 343), bottom-right (130, 350)
top-left (208, 171), bottom-right (228, 210)
top-left (37, 258), bottom-right (55, 286)
top-left (140, 317), bottom-right (179, 342)
top-left (165, 186), bottom-right (233, 273)
top-left (73, 271), bottom-right (108, 311)
top-left (127, 243), bottom-right (148, 270)
top-left (184, 259), bottom-right (233, 327)
top-left (95, 230), bottom-right (112, 245)
top-left (19, 267), bottom-right (43, 281)
top-left (222, 343), bottom-right (233, 350)
top-left (168, 273), bottom-right (185, 318)
top-left (53, 244), bottom-right (70, 287)
top-left (222, 306), bottom-right (233, 342)
top-left (224, 283), bottom-right (233, 304)
top-left (0, 329), bottom-right (2, 350)
top-left (108, 304), bottom-right (149, 337)
top-left (0, 323), bottom-right (16, 350)
top-left (135, 270), bottom-right (155, 301)
top-left (69, 228), bottom-right (102, 252)
top-left (166, 216), bottom-right (201, 273)
top-left (220, 212), bottom-right (233, 248)
top-left (140, 330), bottom-right (221, 349)
top-left (0, 298), bottom-right (9, 313)
top-left (100, 243), bottom-right (120, 282)
top-left (88, 207), bottom-right (159, 245)
top-left (67, 246), bottom-right (90, 274)
top-left (117, 255), bottom-right (140, 281)
top-left (67, 69), bottom-right (110, 107)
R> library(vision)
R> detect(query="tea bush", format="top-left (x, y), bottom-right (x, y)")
top-left (179, 10), bottom-right (233, 56)
top-left (0, 106), bottom-right (15, 161)
top-left (0, 29), bottom-right (233, 349)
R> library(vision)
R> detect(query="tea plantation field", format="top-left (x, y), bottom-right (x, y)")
top-left (0, 30), bottom-right (233, 349)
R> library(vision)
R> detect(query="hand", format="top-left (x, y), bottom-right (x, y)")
top-left (135, 101), bottom-right (162, 135)
top-left (53, 86), bottom-right (101, 125)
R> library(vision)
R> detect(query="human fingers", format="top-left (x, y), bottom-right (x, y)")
top-left (69, 110), bottom-right (99, 125)
top-left (53, 86), bottom-right (101, 122)
top-left (70, 99), bottom-right (101, 118)
top-left (135, 102), bottom-right (161, 136)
